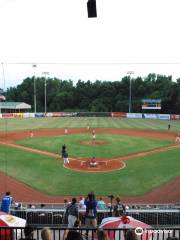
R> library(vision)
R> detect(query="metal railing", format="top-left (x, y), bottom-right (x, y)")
top-left (10, 209), bottom-right (180, 227)
top-left (1, 226), bottom-right (180, 240)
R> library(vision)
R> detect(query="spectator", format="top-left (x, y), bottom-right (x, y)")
top-left (28, 204), bottom-right (35, 209)
top-left (66, 198), bottom-right (79, 228)
top-left (97, 197), bottom-right (106, 210)
top-left (125, 229), bottom-right (138, 240)
top-left (41, 227), bottom-right (52, 240)
top-left (14, 202), bottom-right (19, 210)
top-left (63, 219), bottom-right (82, 240)
top-left (64, 199), bottom-right (69, 207)
top-left (79, 197), bottom-right (86, 209)
top-left (84, 192), bottom-right (97, 228)
top-left (113, 197), bottom-right (126, 217)
top-left (63, 199), bottom-right (71, 224)
top-left (20, 224), bottom-right (35, 240)
top-left (97, 229), bottom-right (109, 240)
top-left (0, 191), bottom-right (13, 213)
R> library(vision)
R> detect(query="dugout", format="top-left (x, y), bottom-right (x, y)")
top-left (0, 102), bottom-right (31, 113)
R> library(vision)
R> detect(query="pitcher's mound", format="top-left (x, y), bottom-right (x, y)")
top-left (64, 158), bottom-right (125, 172)
top-left (80, 140), bottom-right (109, 146)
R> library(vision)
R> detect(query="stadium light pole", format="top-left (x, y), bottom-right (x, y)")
top-left (42, 72), bottom-right (49, 114)
top-left (127, 71), bottom-right (134, 113)
top-left (32, 64), bottom-right (37, 113)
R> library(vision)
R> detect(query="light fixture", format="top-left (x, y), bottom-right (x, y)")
top-left (87, 0), bottom-right (97, 18)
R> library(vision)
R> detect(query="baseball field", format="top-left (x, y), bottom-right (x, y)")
top-left (0, 117), bottom-right (180, 203)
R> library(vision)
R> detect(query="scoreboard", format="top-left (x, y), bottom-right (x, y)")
top-left (142, 99), bottom-right (161, 110)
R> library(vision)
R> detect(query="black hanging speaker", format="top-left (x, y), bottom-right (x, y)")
top-left (87, 0), bottom-right (97, 18)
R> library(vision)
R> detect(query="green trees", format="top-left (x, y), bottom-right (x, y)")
top-left (5, 74), bottom-right (180, 113)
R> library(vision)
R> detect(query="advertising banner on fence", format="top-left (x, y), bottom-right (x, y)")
top-left (142, 114), bottom-right (158, 119)
top-left (52, 112), bottom-right (62, 117)
top-left (142, 114), bottom-right (170, 120)
top-left (171, 115), bottom-right (180, 120)
top-left (157, 114), bottom-right (170, 120)
top-left (77, 112), bottom-right (110, 117)
top-left (23, 113), bottom-right (35, 118)
top-left (127, 113), bottom-right (142, 119)
top-left (2, 113), bottom-right (14, 118)
top-left (142, 99), bottom-right (161, 109)
top-left (46, 112), bottom-right (66, 117)
top-left (60, 112), bottom-right (77, 117)
top-left (35, 113), bottom-right (45, 117)
top-left (46, 112), bottom-right (53, 117)
top-left (13, 113), bottom-right (23, 118)
top-left (111, 112), bottom-right (127, 118)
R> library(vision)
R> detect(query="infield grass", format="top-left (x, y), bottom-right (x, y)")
top-left (16, 134), bottom-right (172, 158)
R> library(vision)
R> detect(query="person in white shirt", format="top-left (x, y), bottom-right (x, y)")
top-left (79, 197), bottom-right (86, 209)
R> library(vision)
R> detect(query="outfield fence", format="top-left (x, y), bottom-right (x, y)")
top-left (0, 111), bottom-right (180, 120)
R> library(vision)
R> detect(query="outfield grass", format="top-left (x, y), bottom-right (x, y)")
top-left (0, 117), bottom-right (180, 132)
top-left (16, 134), bottom-right (172, 158)
top-left (0, 144), bottom-right (180, 196)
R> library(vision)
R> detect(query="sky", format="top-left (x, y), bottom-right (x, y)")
top-left (0, 0), bottom-right (180, 89)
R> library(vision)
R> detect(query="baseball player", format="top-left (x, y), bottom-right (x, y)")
top-left (30, 131), bottom-right (34, 138)
top-left (92, 130), bottom-right (96, 143)
top-left (175, 132), bottom-right (180, 143)
top-left (61, 144), bottom-right (66, 158)
top-left (89, 157), bottom-right (97, 167)
top-left (63, 151), bottom-right (69, 164)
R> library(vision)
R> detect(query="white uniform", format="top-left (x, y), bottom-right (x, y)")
top-left (64, 156), bottom-right (69, 164)
top-left (175, 136), bottom-right (180, 143)
top-left (63, 152), bottom-right (69, 164)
